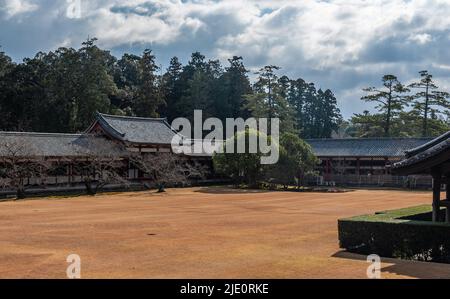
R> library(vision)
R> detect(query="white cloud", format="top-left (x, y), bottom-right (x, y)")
top-left (3, 0), bottom-right (450, 118)
top-left (1, 0), bottom-right (38, 19)
top-left (408, 33), bottom-right (432, 44)
top-left (27, 1), bottom-right (450, 68)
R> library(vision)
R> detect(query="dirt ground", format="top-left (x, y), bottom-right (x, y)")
top-left (0, 187), bottom-right (449, 279)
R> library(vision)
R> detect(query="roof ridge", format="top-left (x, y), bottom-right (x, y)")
top-left (95, 113), bottom-right (126, 138)
top-left (98, 112), bottom-right (168, 122)
top-left (0, 131), bottom-right (84, 137)
top-left (305, 137), bottom-right (434, 141)
top-left (404, 131), bottom-right (450, 157)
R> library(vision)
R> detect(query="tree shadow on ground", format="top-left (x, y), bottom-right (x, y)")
top-left (332, 250), bottom-right (450, 279)
top-left (193, 186), bottom-right (272, 194)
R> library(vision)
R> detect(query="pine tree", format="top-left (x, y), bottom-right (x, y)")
top-left (361, 75), bottom-right (409, 137)
top-left (409, 70), bottom-right (450, 137)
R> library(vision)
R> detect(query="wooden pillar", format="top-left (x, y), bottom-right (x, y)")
top-left (384, 157), bottom-right (389, 175)
top-left (432, 171), bottom-right (442, 222)
top-left (342, 157), bottom-right (346, 175)
top-left (328, 158), bottom-right (332, 181)
top-left (69, 163), bottom-right (74, 184)
top-left (356, 158), bottom-right (360, 176)
top-left (325, 158), bottom-right (330, 180)
top-left (446, 176), bottom-right (450, 223)
top-left (370, 157), bottom-right (373, 174)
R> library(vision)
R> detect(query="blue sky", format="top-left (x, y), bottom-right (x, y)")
top-left (1, 0), bottom-right (450, 119)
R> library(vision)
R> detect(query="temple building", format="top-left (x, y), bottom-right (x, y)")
top-left (0, 112), bottom-right (439, 192)
top-left (305, 137), bottom-right (433, 187)
top-left (87, 113), bottom-right (180, 153)
top-left (0, 113), bottom-right (213, 191)
top-left (392, 131), bottom-right (450, 222)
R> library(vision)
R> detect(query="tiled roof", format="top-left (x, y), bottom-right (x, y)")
top-left (95, 113), bottom-right (181, 145)
top-left (392, 132), bottom-right (450, 173)
top-left (404, 131), bottom-right (450, 158)
top-left (0, 132), bottom-right (123, 157)
top-left (305, 138), bottom-right (433, 158)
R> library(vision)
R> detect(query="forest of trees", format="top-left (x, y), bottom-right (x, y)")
top-left (0, 38), bottom-right (341, 139)
top-left (1, 38), bottom-right (449, 139)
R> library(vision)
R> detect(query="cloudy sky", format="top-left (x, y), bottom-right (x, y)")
top-left (1, 0), bottom-right (450, 118)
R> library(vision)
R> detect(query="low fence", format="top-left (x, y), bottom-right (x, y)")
top-left (0, 178), bottom-right (232, 199)
top-left (306, 174), bottom-right (433, 189)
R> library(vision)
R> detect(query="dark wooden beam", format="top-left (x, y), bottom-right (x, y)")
top-left (446, 176), bottom-right (450, 223)
top-left (356, 158), bottom-right (360, 176)
top-left (432, 170), bottom-right (442, 222)
top-left (441, 163), bottom-right (450, 174)
top-left (393, 149), bottom-right (450, 176)
top-left (384, 157), bottom-right (389, 175)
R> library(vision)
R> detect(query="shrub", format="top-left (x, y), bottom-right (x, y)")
top-left (213, 130), bottom-right (317, 188)
top-left (338, 205), bottom-right (450, 263)
top-left (265, 133), bottom-right (318, 189)
top-left (213, 129), bottom-right (273, 187)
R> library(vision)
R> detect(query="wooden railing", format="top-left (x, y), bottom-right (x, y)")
top-left (305, 174), bottom-right (432, 188)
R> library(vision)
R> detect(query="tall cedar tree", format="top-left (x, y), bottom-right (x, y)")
top-left (245, 66), bottom-right (295, 134)
top-left (254, 65), bottom-right (280, 120)
top-left (286, 78), bottom-right (341, 138)
top-left (174, 52), bottom-right (223, 123)
top-left (286, 78), bottom-right (309, 135)
top-left (0, 47), bottom-right (13, 76)
top-left (160, 57), bottom-right (183, 121)
top-left (214, 56), bottom-right (252, 121)
top-left (0, 52), bottom-right (51, 131)
top-left (113, 53), bottom-right (141, 115)
top-left (75, 38), bottom-right (117, 131)
top-left (316, 89), bottom-right (342, 138)
top-left (133, 49), bottom-right (165, 117)
top-left (175, 52), bottom-right (208, 120)
top-left (0, 49), bottom-right (13, 127)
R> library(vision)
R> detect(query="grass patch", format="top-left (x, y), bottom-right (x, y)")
top-left (339, 205), bottom-right (450, 263)
top-left (236, 183), bottom-right (352, 193)
top-left (346, 205), bottom-right (449, 225)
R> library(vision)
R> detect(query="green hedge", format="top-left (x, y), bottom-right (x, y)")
top-left (338, 205), bottom-right (450, 263)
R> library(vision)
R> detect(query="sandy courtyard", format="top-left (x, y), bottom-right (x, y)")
top-left (0, 187), bottom-right (449, 279)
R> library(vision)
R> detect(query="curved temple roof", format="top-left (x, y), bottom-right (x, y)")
top-left (91, 113), bottom-right (181, 145)
top-left (0, 132), bottom-right (125, 157)
top-left (404, 131), bottom-right (450, 158)
top-left (392, 132), bottom-right (450, 175)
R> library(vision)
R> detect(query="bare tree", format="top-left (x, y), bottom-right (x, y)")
top-left (70, 135), bottom-right (128, 195)
top-left (130, 153), bottom-right (206, 192)
top-left (0, 137), bottom-right (50, 199)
